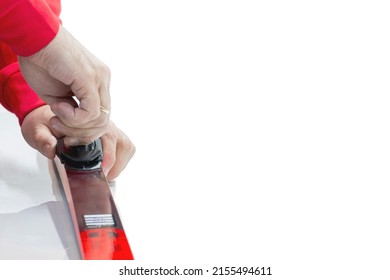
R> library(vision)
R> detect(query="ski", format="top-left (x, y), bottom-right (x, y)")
top-left (52, 138), bottom-right (134, 260)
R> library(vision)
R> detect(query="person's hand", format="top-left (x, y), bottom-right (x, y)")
top-left (100, 122), bottom-right (136, 181)
top-left (18, 25), bottom-right (110, 146)
top-left (21, 105), bottom-right (135, 181)
top-left (21, 105), bottom-right (59, 159)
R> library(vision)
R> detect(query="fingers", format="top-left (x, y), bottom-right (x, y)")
top-left (33, 126), bottom-right (58, 159)
top-left (107, 135), bottom-right (135, 182)
top-left (100, 122), bottom-right (136, 182)
top-left (101, 132), bottom-right (116, 178)
top-left (19, 25), bottom-right (111, 144)
top-left (22, 106), bottom-right (135, 181)
top-left (97, 71), bottom-right (111, 117)
top-left (49, 86), bottom-right (110, 145)
top-left (56, 86), bottom-right (100, 125)
top-left (21, 105), bottom-right (59, 159)
top-left (50, 96), bottom-right (79, 112)
top-left (52, 48), bottom-right (111, 128)
top-left (48, 68), bottom-right (110, 145)
top-left (49, 112), bottom-right (109, 146)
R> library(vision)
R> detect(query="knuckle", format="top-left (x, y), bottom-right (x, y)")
top-left (99, 63), bottom-right (111, 76)
top-left (91, 63), bottom-right (110, 82)
top-left (83, 66), bottom-right (96, 81)
top-left (123, 136), bottom-right (133, 150)
top-left (128, 140), bottom-right (136, 157)
top-left (119, 134), bottom-right (135, 155)
top-left (103, 130), bottom-right (116, 143)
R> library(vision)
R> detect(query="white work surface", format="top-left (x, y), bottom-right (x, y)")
top-left (0, 108), bottom-right (130, 260)
top-left (0, 107), bottom-right (80, 259)
top-left (2, 1), bottom-right (390, 279)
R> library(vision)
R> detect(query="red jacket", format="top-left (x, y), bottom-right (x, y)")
top-left (0, 0), bottom-right (61, 124)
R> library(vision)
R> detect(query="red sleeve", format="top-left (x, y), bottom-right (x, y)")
top-left (0, 42), bottom-right (45, 125)
top-left (0, 0), bottom-right (61, 124)
top-left (0, 0), bottom-right (61, 56)
top-left (0, 65), bottom-right (46, 125)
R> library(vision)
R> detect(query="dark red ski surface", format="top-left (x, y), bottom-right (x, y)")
top-left (53, 157), bottom-right (134, 260)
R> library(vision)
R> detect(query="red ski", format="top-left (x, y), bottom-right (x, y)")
top-left (52, 138), bottom-right (134, 260)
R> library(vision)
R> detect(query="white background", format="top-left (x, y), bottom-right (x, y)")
top-left (3, 1), bottom-right (390, 279)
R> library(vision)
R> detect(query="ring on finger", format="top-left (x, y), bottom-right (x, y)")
top-left (100, 105), bottom-right (110, 115)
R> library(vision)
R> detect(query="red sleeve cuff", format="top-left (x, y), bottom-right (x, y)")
top-left (0, 0), bottom-right (61, 56)
top-left (0, 62), bottom-right (46, 124)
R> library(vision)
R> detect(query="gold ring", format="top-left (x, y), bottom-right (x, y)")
top-left (100, 105), bottom-right (110, 115)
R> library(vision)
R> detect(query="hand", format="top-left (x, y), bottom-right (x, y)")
top-left (21, 105), bottom-right (59, 159)
top-left (18, 25), bottom-right (110, 146)
top-left (21, 105), bottom-right (135, 181)
top-left (100, 122), bottom-right (136, 182)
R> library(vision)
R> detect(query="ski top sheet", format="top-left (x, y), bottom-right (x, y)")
top-left (52, 139), bottom-right (134, 260)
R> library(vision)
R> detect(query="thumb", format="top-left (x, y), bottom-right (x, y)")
top-left (100, 134), bottom-right (116, 179)
top-left (32, 125), bottom-right (58, 159)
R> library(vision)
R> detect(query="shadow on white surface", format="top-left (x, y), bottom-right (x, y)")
top-left (0, 201), bottom-right (79, 260)
top-left (0, 108), bottom-right (79, 259)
